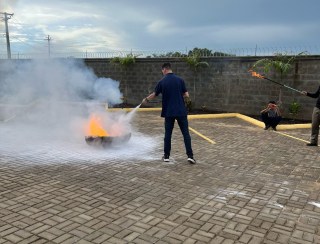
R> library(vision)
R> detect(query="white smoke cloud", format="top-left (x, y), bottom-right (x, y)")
top-left (0, 59), bottom-right (124, 130)
top-left (0, 58), bottom-right (125, 140)
top-left (0, 59), bottom-right (121, 104)
top-left (93, 77), bottom-right (122, 104)
top-left (0, 58), bottom-right (159, 163)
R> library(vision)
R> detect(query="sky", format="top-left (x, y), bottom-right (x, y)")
top-left (1, 0), bottom-right (320, 57)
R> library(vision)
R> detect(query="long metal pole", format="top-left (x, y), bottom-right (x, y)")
top-left (249, 70), bottom-right (302, 94)
top-left (263, 77), bottom-right (302, 93)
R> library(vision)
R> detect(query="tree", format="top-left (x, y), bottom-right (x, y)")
top-left (251, 52), bottom-right (305, 81)
top-left (213, 51), bottom-right (233, 57)
top-left (188, 47), bottom-right (213, 57)
top-left (183, 51), bottom-right (209, 108)
top-left (151, 51), bottom-right (186, 58)
top-left (251, 52), bottom-right (306, 105)
top-left (150, 48), bottom-right (232, 58)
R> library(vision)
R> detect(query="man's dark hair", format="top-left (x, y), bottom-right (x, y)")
top-left (269, 101), bottom-right (276, 104)
top-left (162, 62), bottom-right (171, 69)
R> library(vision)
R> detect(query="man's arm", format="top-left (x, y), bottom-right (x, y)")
top-left (275, 106), bottom-right (281, 116)
top-left (301, 86), bottom-right (320, 98)
top-left (260, 106), bottom-right (270, 114)
top-left (142, 92), bottom-right (156, 104)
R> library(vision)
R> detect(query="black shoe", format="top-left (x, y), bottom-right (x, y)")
top-left (306, 143), bottom-right (318, 146)
top-left (187, 157), bottom-right (196, 164)
top-left (264, 125), bottom-right (270, 130)
top-left (272, 126), bottom-right (277, 131)
top-left (162, 155), bottom-right (170, 162)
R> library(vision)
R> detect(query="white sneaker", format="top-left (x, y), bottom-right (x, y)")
top-left (162, 155), bottom-right (170, 162)
top-left (187, 157), bottom-right (196, 164)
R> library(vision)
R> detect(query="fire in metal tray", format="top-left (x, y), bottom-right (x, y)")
top-left (85, 114), bottom-right (131, 147)
top-left (85, 133), bottom-right (131, 147)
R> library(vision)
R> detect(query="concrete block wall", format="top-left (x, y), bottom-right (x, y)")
top-left (85, 56), bottom-right (320, 120)
top-left (1, 57), bottom-right (319, 121)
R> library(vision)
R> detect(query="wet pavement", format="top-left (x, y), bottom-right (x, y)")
top-left (0, 111), bottom-right (320, 244)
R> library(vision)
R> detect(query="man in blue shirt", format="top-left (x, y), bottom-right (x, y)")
top-left (143, 63), bottom-right (196, 164)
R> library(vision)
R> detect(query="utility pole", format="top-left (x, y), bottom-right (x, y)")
top-left (44, 35), bottom-right (51, 57)
top-left (1, 12), bottom-right (14, 59)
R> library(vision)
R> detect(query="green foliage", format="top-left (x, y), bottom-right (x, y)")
top-left (251, 52), bottom-right (307, 80)
top-left (150, 47), bottom-right (232, 58)
top-left (152, 52), bottom-right (186, 58)
top-left (183, 52), bottom-right (209, 71)
top-left (188, 47), bottom-right (233, 57)
top-left (111, 57), bottom-right (121, 63)
top-left (213, 51), bottom-right (233, 57)
top-left (201, 104), bottom-right (207, 112)
top-left (111, 54), bottom-right (136, 67)
top-left (289, 101), bottom-right (301, 116)
top-left (183, 50), bottom-right (209, 106)
top-left (111, 54), bottom-right (137, 101)
top-left (188, 47), bottom-right (213, 57)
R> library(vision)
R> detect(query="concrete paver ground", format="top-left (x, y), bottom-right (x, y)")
top-left (1, 111), bottom-right (320, 244)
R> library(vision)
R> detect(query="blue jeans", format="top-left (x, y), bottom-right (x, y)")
top-left (164, 116), bottom-right (193, 158)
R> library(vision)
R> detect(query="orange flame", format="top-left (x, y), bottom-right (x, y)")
top-left (249, 69), bottom-right (265, 79)
top-left (87, 115), bottom-right (109, 137)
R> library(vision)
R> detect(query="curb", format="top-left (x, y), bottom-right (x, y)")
top-left (106, 107), bottom-right (311, 131)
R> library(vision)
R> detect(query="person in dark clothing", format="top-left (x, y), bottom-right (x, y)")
top-left (142, 62), bottom-right (196, 164)
top-left (260, 101), bottom-right (282, 131)
top-left (301, 86), bottom-right (320, 146)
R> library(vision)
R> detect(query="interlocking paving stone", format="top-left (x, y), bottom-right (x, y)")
top-left (1, 112), bottom-right (320, 243)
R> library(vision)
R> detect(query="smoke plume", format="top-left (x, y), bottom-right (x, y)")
top-left (0, 59), bottom-right (159, 163)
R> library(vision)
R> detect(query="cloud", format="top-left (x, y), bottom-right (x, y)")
top-left (1, 0), bottom-right (320, 55)
top-left (48, 27), bottom-right (125, 51)
top-left (146, 20), bottom-right (175, 36)
top-left (0, 0), bottom-right (18, 12)
top-left (208, 23), bottom-right (320, 48)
